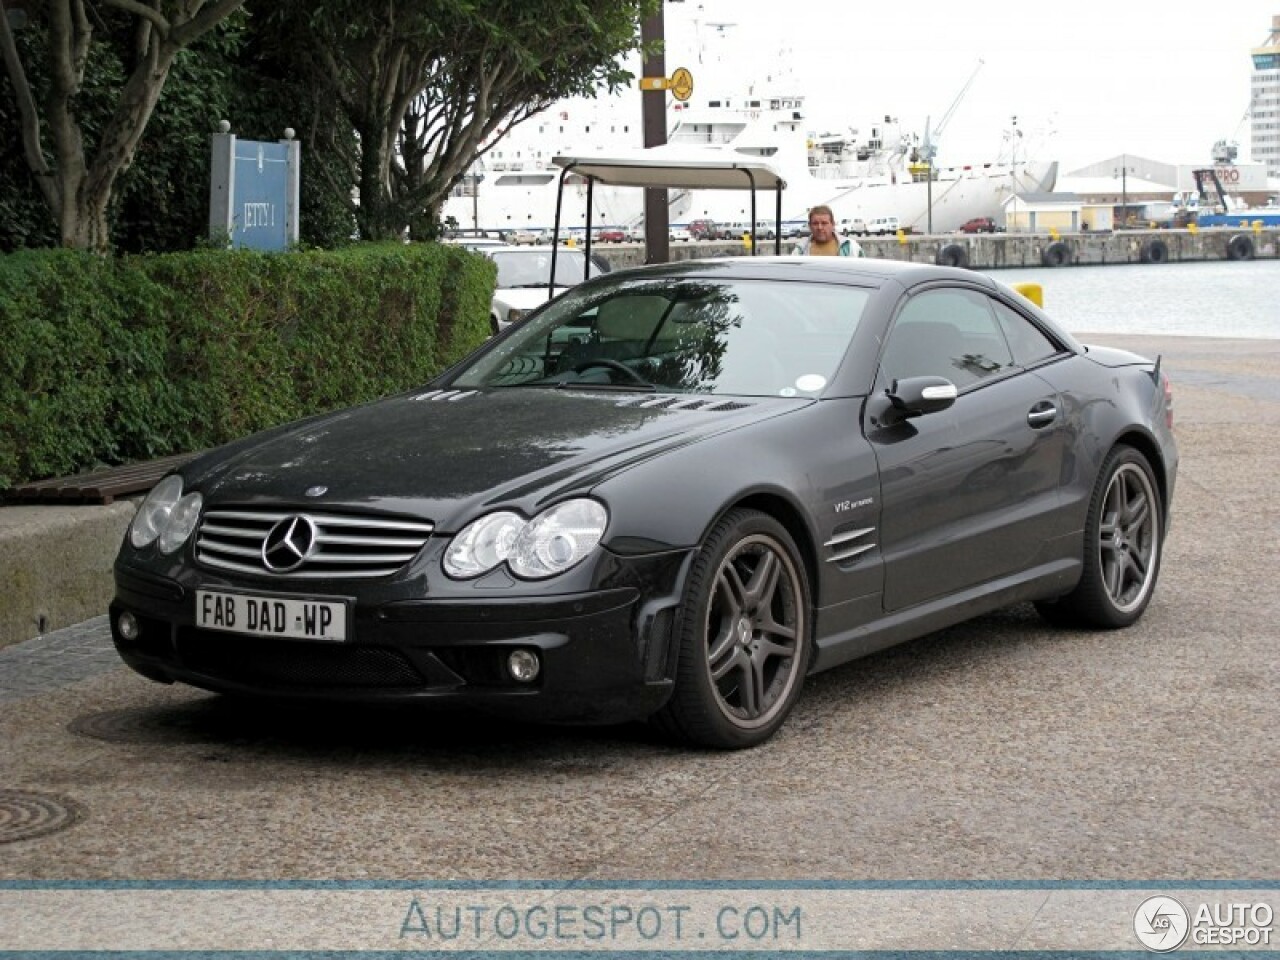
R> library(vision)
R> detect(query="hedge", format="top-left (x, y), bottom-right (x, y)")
top-left (0, 243), bottom-right (494, 493)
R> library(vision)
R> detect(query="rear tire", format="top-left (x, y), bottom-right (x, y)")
top-left (653, 510), bottom-right (812, 749)
top-left (1035, 445), bottom-right (1163, 629)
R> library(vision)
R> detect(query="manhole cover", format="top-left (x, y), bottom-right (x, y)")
top-left (0, 789), bottom-right (84, 844)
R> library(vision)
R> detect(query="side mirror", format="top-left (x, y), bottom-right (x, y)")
top-left (879, 376), bottom-right (957, 425)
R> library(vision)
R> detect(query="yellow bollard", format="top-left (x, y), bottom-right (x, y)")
top-left (1012, 282), bottom-right (1043, 307)
top-left (896, 229), bottom-right (907, 246)
top-left (1187, 222), bottom-right (1199, 235)
top-left (1254, 220), bottom-right (1264, 234)
top-left (566, 236), bottom-right (576, 248)
top-left (1049, 227), bottom-right (1060, 241)
top-left (742, 232), bottom-right (752, 251)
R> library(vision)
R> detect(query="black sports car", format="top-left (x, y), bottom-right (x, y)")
top-left (110, 258), bottom-right (1178, 748)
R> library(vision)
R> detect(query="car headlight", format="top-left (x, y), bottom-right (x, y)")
top-left (443, 511), bottom-right (524, 579)
top-left (509, 499), bottom-right (608, 579)
top-left (444, 499), bottom-right (607, 580)
top-left (128, 475), bottom-right (185, 548)
top-left (506, 307), bottom-right (526, 324)
top-left (158, 492), bottom-right (203, 554)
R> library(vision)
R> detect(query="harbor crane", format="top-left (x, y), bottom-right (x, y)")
top-left (917, 58), bottom-right (984, 233)
top-left (918, 58), bottom-right (985, 170)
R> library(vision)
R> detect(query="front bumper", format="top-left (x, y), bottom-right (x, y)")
top-left (110, 552), bottom-right (689, 724)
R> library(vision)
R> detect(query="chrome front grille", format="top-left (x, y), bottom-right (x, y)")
top-left (196, 508), bottom-right (434, 580)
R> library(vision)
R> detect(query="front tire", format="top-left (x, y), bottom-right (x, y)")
top-left (654, 510), bottom-right (812, 749)
top-left (1036, 445), bottom-right (1163, 628)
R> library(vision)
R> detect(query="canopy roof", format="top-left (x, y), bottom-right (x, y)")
top-left (552, 146), bottom-right (787, 191)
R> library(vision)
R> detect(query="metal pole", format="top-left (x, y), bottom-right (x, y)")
top-left (1010, 116), bottom-right (1017, 234)
top-left (927, 161), bottom-right (933, 235)
top-left (640, 8), bottom-right (670, 263)
top-left (1122, 155), bottom-right (1128, 225)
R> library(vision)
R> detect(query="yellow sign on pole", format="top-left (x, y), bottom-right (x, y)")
top-left (639, 68), bottom-right (694, 101)
top-left (670, 67), bottom-right (694, 102)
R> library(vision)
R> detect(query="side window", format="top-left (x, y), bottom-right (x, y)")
top-left (992, 299), bottom-right (1062, 366)
top-left (880, 288), bottom-right (1014, 390)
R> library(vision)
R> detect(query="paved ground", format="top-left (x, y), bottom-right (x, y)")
top-left (0, 616), bottom-right (115, 705)
top-left (0, 334), bottom-right (1276, 886)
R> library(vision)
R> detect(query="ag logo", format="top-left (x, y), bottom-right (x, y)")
top-left (1134, 895), bottom-right (1190, 952)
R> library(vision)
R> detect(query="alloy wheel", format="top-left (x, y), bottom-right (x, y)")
top-left (703, 534), bottom-right (805, 729)
top-left (1098, 462), bottom-right (1160, 614)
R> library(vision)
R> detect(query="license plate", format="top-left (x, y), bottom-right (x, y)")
top-left (196, 589), bottom-right (349, 642)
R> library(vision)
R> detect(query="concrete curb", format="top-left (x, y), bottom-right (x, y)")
top-left (0, 501), bottom-right (136, 649)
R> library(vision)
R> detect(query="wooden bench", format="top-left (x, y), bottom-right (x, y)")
top-left (4, 452), bottom-right (200, 505)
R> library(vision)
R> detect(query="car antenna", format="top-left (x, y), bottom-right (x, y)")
top-left (1150, 354), bottom-right (1162, 383)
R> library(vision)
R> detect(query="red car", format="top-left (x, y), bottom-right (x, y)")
top-left (595, 228), bottom-right (629, 243)
top-left (959, 217), bottom-right (998, 234)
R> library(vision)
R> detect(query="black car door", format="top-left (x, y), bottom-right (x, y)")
top-left (865, 285), bottom-right (1069, 613)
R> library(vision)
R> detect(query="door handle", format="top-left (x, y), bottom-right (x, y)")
top-left (1027, 401), bottom-right (1058, 428)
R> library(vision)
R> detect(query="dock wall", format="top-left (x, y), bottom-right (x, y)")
top-left (588, 228), bottom-right (1280, 271)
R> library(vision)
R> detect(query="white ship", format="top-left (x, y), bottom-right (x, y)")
top-left (444, 8), bottom-right (1058, 235)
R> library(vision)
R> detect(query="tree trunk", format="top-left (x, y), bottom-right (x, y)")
top-left (355, 121), bottom-right (399, 241)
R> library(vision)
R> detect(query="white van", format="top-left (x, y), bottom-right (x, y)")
top-left (867, 216), bottom-right (900, 235)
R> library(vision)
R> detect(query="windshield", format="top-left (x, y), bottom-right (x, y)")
top-left (451, 276), bottom-right (871, 397)
top-left (489, 249), bottom-right (604, 289)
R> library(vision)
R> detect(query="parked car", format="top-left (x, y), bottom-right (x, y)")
top-left (867, 216), bottom-right (900, 235)
top-left (839, 217), bottom-right (867, 236)
top-left (669, 225), bottom-right (692, 242)
top-left (687, 219), bottom-right (720, 241)
top-left (461, 245), bottom-right (608, 334)
top-left (753, 220), bottom-right (777, 240)
top-left (444, 237), bottom-right (508, 252)
top-left (110, 259), bottom-right (1177, 750)
top-left (959, 217), bottom-right (998, 234)
top-left (510, 228), bottom-right (546, 245)
top-left (595, 227), bottom-right (629, 243)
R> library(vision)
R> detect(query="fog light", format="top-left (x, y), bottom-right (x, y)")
top-left (507, 649), bottom-right (540, 683)
top-left (117, 611), bottom-right (140, 642)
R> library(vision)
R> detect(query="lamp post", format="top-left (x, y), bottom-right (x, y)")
top-left (1114, 154), bottom-right (1132, 227)
top-left (640, 4), bottom-right (670, 263)
top-left (1006, 116), bottom-right (1022, 233)
top-left (468, 159), bottom-right (485, 231)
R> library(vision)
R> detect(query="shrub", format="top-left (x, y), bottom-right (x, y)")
top-left (0, 244), bottom-right (493, 492)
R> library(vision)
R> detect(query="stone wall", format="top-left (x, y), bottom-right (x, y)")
top-left (585, 228), bottom-right (1279, 272)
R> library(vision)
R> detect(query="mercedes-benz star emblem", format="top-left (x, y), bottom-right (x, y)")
top-left (261, 515), bottom-right (318, 573)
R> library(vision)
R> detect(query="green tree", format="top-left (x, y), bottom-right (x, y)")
top-left (276, 0), bottom-right (655, 242)
top-left (1, 0), bottom-right (247, 253)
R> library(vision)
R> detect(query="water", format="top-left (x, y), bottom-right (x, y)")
top-left (986, 259), bottom-right (1278, 340)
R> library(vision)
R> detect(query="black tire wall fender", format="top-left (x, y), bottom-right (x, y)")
top-left (935, 243), bottom-right (970, 269)
top-left (1227, 234), bottom-right (1255, 261)
top-left (1041, 241), bottom-right (1070, 267)
top-left (1139, 239), bottom-right (1169, 264)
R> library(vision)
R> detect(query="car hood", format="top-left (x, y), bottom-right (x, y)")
top-left (184, 388), bottom-right (800, 530)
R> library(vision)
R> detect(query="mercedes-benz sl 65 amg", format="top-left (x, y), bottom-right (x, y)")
top-left (111, 258), bottom-right (1177, 748)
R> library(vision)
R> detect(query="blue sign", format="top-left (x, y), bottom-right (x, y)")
top-left (209, 131), bottom-right (300, 251)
